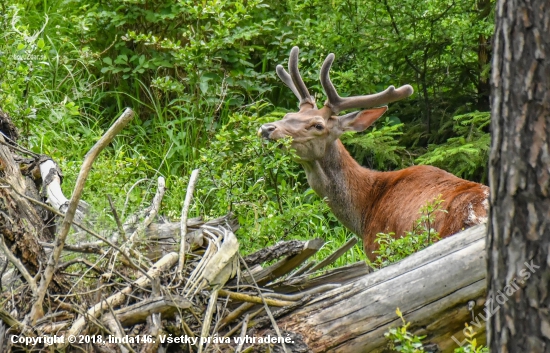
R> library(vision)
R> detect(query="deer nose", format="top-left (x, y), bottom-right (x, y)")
top-left (258, 124), bottom-right (277, 138)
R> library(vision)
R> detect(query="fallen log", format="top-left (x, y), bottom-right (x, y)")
top-left (263, 224), bottom-right (487, 353)
top-left (240, 238), bottom-right (324, 286)
top-left (242, 240), bottom-right (308, 268)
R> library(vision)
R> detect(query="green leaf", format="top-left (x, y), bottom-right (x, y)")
top-left (199, 81), bottom-right (208, 93)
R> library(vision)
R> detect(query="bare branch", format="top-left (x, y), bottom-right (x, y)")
top-left (107, 194), bottom-right (126, 243)
top-left (235, 314), bottom-right (250, 353)
top-left (0, 234), bottom-right (37, 293)
top-left (218, 289), bottom-right (294, 307)
top-left (0, 309), bottom-right (25, 332)
top-left (4, 180), bottom-right (149, 279)
top-left (198, 289), bottom-right (218, 353)
top-left (63, 252), bottom-right (179, 344)
top-left (177, 169), bottom-right (200, 277)
top-left (238, 254), bottom-right (289, 353)
top-left (29, 108), bottom-right (134, 324)
top-left (126, 176), bottom-right (166, 245)
top-left (38, 159), bottom-right (69, 213)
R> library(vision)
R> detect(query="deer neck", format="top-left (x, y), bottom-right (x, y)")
top-left (300, 140), bottom-right (373, 235)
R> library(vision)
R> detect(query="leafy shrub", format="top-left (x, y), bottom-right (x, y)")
top-left (385, 308), bottom-right (426, 353)
top-left (79, 0), bottom-right (297, 173)
top-left (454, 324), bottom-right (489, 353)
top-left (372, 195), bottom-right (445, 268)
top-left (341, 116), bottom-right (408, 170)
top-left (416, 112), bottom-right (490, 182)
top-left (386, 309), bottom-right (489, 353)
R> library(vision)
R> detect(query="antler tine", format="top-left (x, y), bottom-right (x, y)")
top-left (335, 85), bottom-right (414, 114)
top-left (320, 53), bottom-right (414, 114)
top-left (288, 46), bottom-right (315, 108)
top-left (320, 53), bottom-right (339, 107)
top-left (276, 65), bottom-right (302, 103)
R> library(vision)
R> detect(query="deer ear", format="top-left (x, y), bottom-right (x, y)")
top-left (339, 106), bottom-right (388, 132)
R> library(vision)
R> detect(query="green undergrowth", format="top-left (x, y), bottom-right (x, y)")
top-left (371, 195), bottom-right (445, 269)
top-left (386, 308), bottom-right (489, 353)
top-left (0, 0), bottom-right (491, 267)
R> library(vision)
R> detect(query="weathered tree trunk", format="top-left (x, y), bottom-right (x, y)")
top-left (487, 0), bottom-right (550, 351)
top-left (0, 113), bottom-right (67, 292)
top-left (0, 136), bottom-right (51, 276)
top-left (266, 225), bottom-right (487, 353)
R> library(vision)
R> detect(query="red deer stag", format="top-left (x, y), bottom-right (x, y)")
top-left (259, 47), bottom-right (489, 261)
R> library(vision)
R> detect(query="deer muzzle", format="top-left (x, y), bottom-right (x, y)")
top-left (258, 124), bottom-right (277, 139)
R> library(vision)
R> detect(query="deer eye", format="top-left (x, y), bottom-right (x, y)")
top-left (314, 124), bottom-right (324, 130)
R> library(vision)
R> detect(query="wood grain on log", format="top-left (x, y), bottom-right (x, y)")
top-left (240, 238), bottom-right (324, 286)
top-left (271, 224), bottom-right (487, 353)
top-left (102, 296), bottom-right (192, 327)
top-left (242, 240), bottom-right (308, 268)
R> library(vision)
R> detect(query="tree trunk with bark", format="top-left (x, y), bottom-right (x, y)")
top-left (487, 0), bottom-right (550, 351)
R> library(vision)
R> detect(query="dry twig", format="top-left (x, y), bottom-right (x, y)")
top-left (64, 252), bottom-right (179, 346)
top-left (29, 107), bottom-right (134, 324)
top-left (178, 169), bottom-right (200, 277)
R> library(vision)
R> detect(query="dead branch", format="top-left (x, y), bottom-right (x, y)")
top-left (178, 168), bottom-right (200, 277)
top-left (30, 107), bottom-right (134, 324)
top-left (12, 187), bottom-right (151, 278)
top-left (107, 194), bottom-right (126, 242)
top-left (237, 238), bottom-right (324, 286)
top-left (239, 254), bottom-right (289, 353)
top-left (0, 234), bottom-right (37, 293)
top-left (127, 176), bottom-right (165, 245)
top-left (102, 296), bottom-right (192, 327)
top-left (38, 158), bottom-right (88, 223)
top-left (64, 252), bottom-right (179, 345)
top-left (305, 237), bottom-right (358, 274)
top-left (242, 240), bottom-right (307, 268)
top-left (0, 309), bottom-right (25, 332)
top-left (218, 290), bottom-right (294, 307)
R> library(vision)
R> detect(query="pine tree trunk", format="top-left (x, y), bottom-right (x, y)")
top-left (487, 0), bottom-right (550, 351)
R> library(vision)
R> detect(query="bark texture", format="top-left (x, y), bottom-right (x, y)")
top-left (271, 225), bottom-right (487, 353)
top-left (0, 137), bottom-right (51, 276)
top-left (488, 0), bottom-right (550, 351)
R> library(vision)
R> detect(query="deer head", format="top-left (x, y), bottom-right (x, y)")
top-left (259, 47), bottom-right (414, 162)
